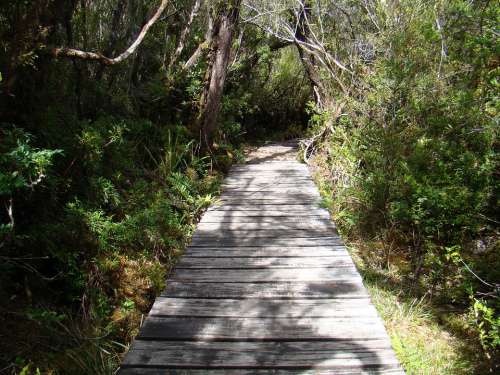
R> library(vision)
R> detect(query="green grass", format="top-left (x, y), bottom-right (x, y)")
top-left (349, 247), bottom-right (485, 375)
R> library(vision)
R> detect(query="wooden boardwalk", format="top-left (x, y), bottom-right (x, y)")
top-left (120, 143), bottom-right (404, 374)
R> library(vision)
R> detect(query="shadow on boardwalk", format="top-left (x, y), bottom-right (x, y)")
top-left (120, 143), bottom-right (403, 374)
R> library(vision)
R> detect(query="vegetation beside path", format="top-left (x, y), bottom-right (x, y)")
top-left (1, 0), bottom-right (498, 373)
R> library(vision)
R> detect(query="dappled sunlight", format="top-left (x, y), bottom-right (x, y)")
top-left (120, 143), bottom-right (403, 373)
top-left (2, 0), bottom-right (496, 372)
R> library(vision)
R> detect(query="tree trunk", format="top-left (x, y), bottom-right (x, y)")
top-left (197, 0), bottom-right (241, 152)
top-left (294, 0), bottom-right (328, 108)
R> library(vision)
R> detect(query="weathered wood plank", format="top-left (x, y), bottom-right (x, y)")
top-left (192, 229), bottom-right (337, 239)
top-left (196, 221), bottom-right (336, 231)
top-left (213, 197), bottom-right (319, 202)
top-left (225, 173), bottom-right (311, 178)
top-left (149, 298), bottom-right (377, 318)
top-left (123, 340), bottom-right (399, 369)
top-left (183, 247), bottom-right (348, 258)
top-left (224, 175), bottom-right (313, 181)
top-left (176, 256), bottom-right (354, 269)
top-left (227, 170), bottom-right (309, 175)
top-left (224, 181), bottom-right (311, 188)
top-left (222, 182), bottom-right (316, 188)
top-left (170, 268), bottom-right (362, 282)
top-left (226, 172), bottom-right (310, 176)
top-left (222, 187), bottom-right (318, 194)
top-left (208, 204), bottom-right (326, 211)
top-left (189, 237), bottom-right (343, 247)
top-left (217, 198), bottom-right (320, 205)
top-left (235, 160), bottom-right (302, 164)
top-left (220, 197), bottom-right (320, 202)
top-left (227, 168), bottom-right (309, 172)
top-left (162, 281), bottom-right (369, 299)
top-left (229, 161), bottom-right (307, 166)
top-left (201, 210), bottom-right (328, 218)
top-left (221, 190), bottom-right (320, 196)
top-left (224, 179), bottom-right (311, 184)
top-left (137, 316), bottom-right (389, 341)
top-left (227, 170), bottom-right (310, 176)
top-left (230, 163), bottom-right (308, 169)
top-left (229, 167), bottom-right (309, 172)
top-left (199, 216), bottom-right (330, 224)
top-left (120, 368), bottom-right (405, 375)
top-left (217, 196), bottom-right (321, 202)
top-left (222, 182), bottom-right (317, 190)
top-left (207, 204), bottom-right (324, 211)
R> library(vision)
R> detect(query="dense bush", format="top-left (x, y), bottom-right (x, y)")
top-left (0, 114), bottom-right (225, 373)
top-left (310, 0), bottom-right (499, 364)
top-left (0, 1), bottom-right (310, 372)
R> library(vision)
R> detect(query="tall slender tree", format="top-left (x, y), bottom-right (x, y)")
top-left (196, 0), bottom-right (242, 151)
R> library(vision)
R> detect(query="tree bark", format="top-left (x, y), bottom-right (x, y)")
top-left (294, 0), bottom-right (327, 107)
top-left (197, 0), bottom-right (242, 152)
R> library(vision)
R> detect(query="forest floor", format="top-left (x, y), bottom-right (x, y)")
top-left (347, 247), bottom-right (486, 375)
top-left (243, 140), bottom-right (299, 162)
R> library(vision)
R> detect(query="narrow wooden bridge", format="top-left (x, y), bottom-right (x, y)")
top-left (120, 143), bottom-right (404, 374)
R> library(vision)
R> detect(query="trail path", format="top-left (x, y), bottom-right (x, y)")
top-left (120, 142), bottom-right (404, 374)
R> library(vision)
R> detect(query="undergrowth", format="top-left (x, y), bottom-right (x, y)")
top-left (351, 245), bottom-right (483, 375)
top-left (313, 167), bottom-right (493, 374)
top-left (311, 140), bottom-right (497, 374)
top-left (306, 2), bottom-right (498, 372)
top-left (0, 119), bottom-right (243, 374)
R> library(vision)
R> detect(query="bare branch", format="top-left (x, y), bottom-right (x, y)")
top-left (361, 0), bottom-right (381, 31)
top-left (180, 7), bottom-right (215, 72)
top-left (168, 0), bottom-right (203, 71)
top-left (5, 198), bottom-right (14, 230)
top-left (435, 13), bottom-right (447, 78)
top-left (51, 0), bottom-right (170, 65)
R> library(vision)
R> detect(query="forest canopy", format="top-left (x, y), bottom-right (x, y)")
top-left (0, 0), bottom-right (498, 373)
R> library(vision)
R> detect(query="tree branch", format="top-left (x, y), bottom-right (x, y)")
top-left (167, 0), bottom-right (203, 71)
top-left (181, 9), bottom-right (214, 72)
top-left (51, 0), bottom-right (169, 65)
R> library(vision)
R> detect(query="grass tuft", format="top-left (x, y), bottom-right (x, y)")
top-left (349, 244), bottom-right (485, 375)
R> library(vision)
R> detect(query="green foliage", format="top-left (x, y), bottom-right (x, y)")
top-left (225, 44), bottom-right (311, 140)
top-left (19, 364), bottom-right (41, 375)
top-left (359, 259), bottom-right (478, 374)
top-left (473, 298), bottom-right (500, 355)
top-left (0, 128), bottom-right (62, 196)
top-left (312, 0), bottom-right (499, 366)
top-left (0, 0), bottom-right (245, 372)
top-left (0, 128), bottom-right (62, 246)
top-left (26, 308), bottom-right (67, 327)
top-left (0, 112), bottom-right (223, 373)
top-left (3, 0), bottom-right (497, 372)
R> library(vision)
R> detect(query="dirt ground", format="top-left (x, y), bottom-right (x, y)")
top-left (243, 140), bottom-right (300, 163)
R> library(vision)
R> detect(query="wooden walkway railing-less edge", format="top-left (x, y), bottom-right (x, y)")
top-left (120, 144), bottom-right (404, 375)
